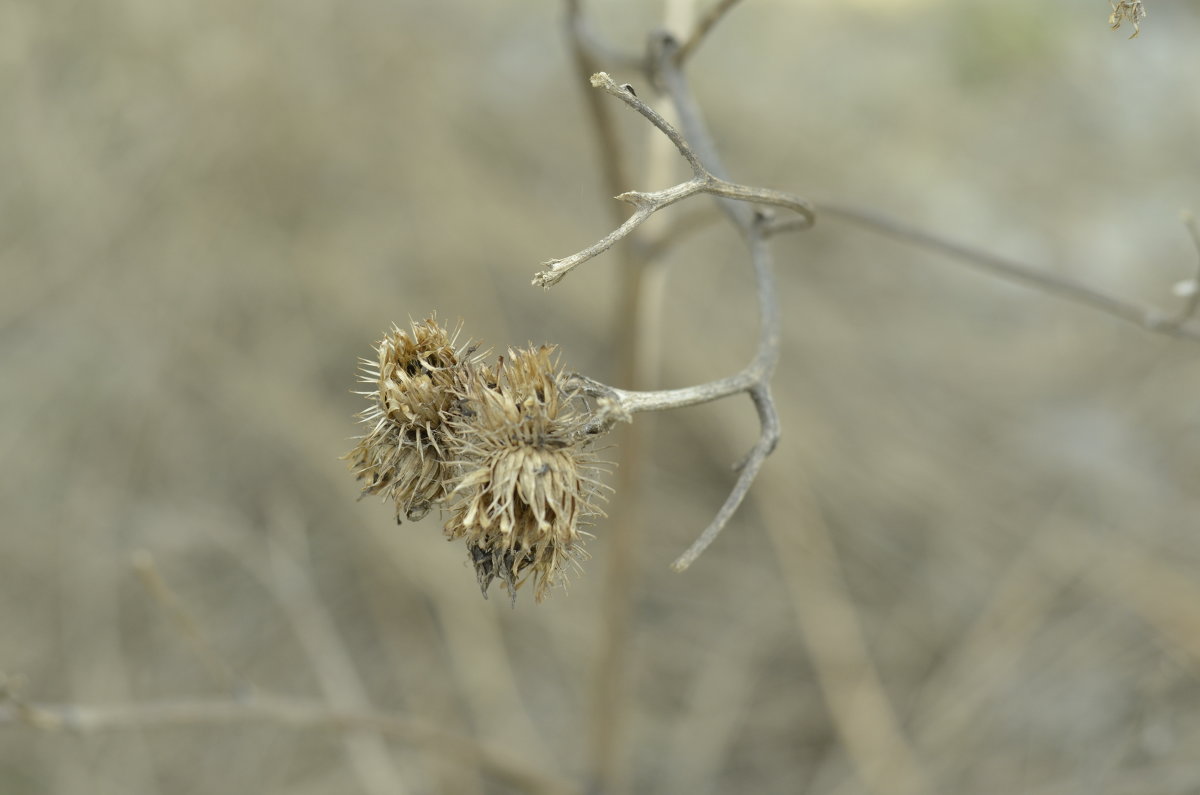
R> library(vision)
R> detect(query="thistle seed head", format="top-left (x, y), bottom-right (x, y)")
top-left (344, 317), bottom-right (472, 522)
top-left (444, 345), bottom-right (606, 602)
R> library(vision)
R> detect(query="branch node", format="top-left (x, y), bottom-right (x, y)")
top-left (552, 43), bottom-right (788, 572)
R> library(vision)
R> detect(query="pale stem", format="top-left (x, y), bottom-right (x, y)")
top-left (545, 32), bottom-right (806, 570)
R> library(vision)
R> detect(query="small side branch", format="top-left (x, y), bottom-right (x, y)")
top-left (534, 72), bottom-right (812, 288)
top-left (671, 384), bottom-right (779, 571)
top-left (535, 180), bottom-right (704, 288)
top-left (771, 200), bottom-right (1200, 343)
top-left (543, 36), bottom-right (801, 570)
top-left (571, 369), bottom-right (757, 439)
top-left (591, 72), bottom-right (705, 173)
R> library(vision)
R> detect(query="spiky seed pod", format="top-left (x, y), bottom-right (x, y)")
top-left (444, 345), bottom-right (606, 602)
top-left (344, 317), bottom-right (472, 522)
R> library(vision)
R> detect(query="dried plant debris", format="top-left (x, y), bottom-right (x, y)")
top-left (1109, 0), bottom-right (1146, 38)
top-left (345, 321), bottom-right (607, 602)
top-left (344, 317), bottom-right (474, 522)
top-left (444, 346), bottom-right (607, 603)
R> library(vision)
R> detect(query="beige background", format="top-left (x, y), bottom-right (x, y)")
top-left (3, 1), bottom-right (1200, 793)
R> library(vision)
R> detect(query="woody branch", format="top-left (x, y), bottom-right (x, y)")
top-left (540, 35), bottom-right (809, 571)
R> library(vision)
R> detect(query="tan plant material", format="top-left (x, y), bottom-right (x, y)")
top-left (1109, 0), bottom-right (1146, 38)
top-left (344, 317), bottom-right (473, 522)
top-left (443, 346), bottom-right (607, 602)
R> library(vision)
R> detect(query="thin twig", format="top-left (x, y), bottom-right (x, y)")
top-left (673, 0), bottom-right (744, 65)
top-left (533, 72), bottom-right (813, 289)
top-left (592, 71), bottom-right (706, 173)
top-left (646, 42), bottom-right (791, 571)
top-left (671, 385), bottom-right (779, 570)
top-left (770, 200), bottom-right (1200, 341)
top-left (0, 697), bottom-right (578, 795)
top-left (543, 36), bottom-right (806, 570)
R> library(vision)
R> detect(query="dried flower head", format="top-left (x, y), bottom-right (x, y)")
top-left (1109, 0), bottom-right (1145, 38)
top-left (344, 317), bottom-right (472, 522)
top-left (444, 345), bottom-right (606, 602)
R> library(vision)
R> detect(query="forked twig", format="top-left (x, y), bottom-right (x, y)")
top-left (549, 6), bottom-right (1193, 575)
top-left (542, 35), bottom-right (810, 569)
top-left (533, 72), bottom-right (812, 289)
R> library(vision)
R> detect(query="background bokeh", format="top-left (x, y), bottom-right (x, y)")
top-left (4, 1), bottom-right (1200, 793)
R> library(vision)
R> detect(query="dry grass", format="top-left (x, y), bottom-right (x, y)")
top-left (4, 1), bottom-right (1200, 793)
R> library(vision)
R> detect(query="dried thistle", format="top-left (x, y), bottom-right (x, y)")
top-left (443, 345), bottom-right (607, 602)
top-left (1109, 0), bottom-right (1146, 38)
top-left (344, 317), bottom-right (473, 522)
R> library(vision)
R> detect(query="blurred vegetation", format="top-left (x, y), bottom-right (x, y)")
top-left (3, 1), bottom-right (1200, 793)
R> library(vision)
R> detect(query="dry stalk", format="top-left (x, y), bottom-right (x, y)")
top-left (543, 49), bottom-right (814, 571)
top-left (533, 71), bottom-right (812, 289)
top-left (768, 201), bottom-right (1200, 341)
